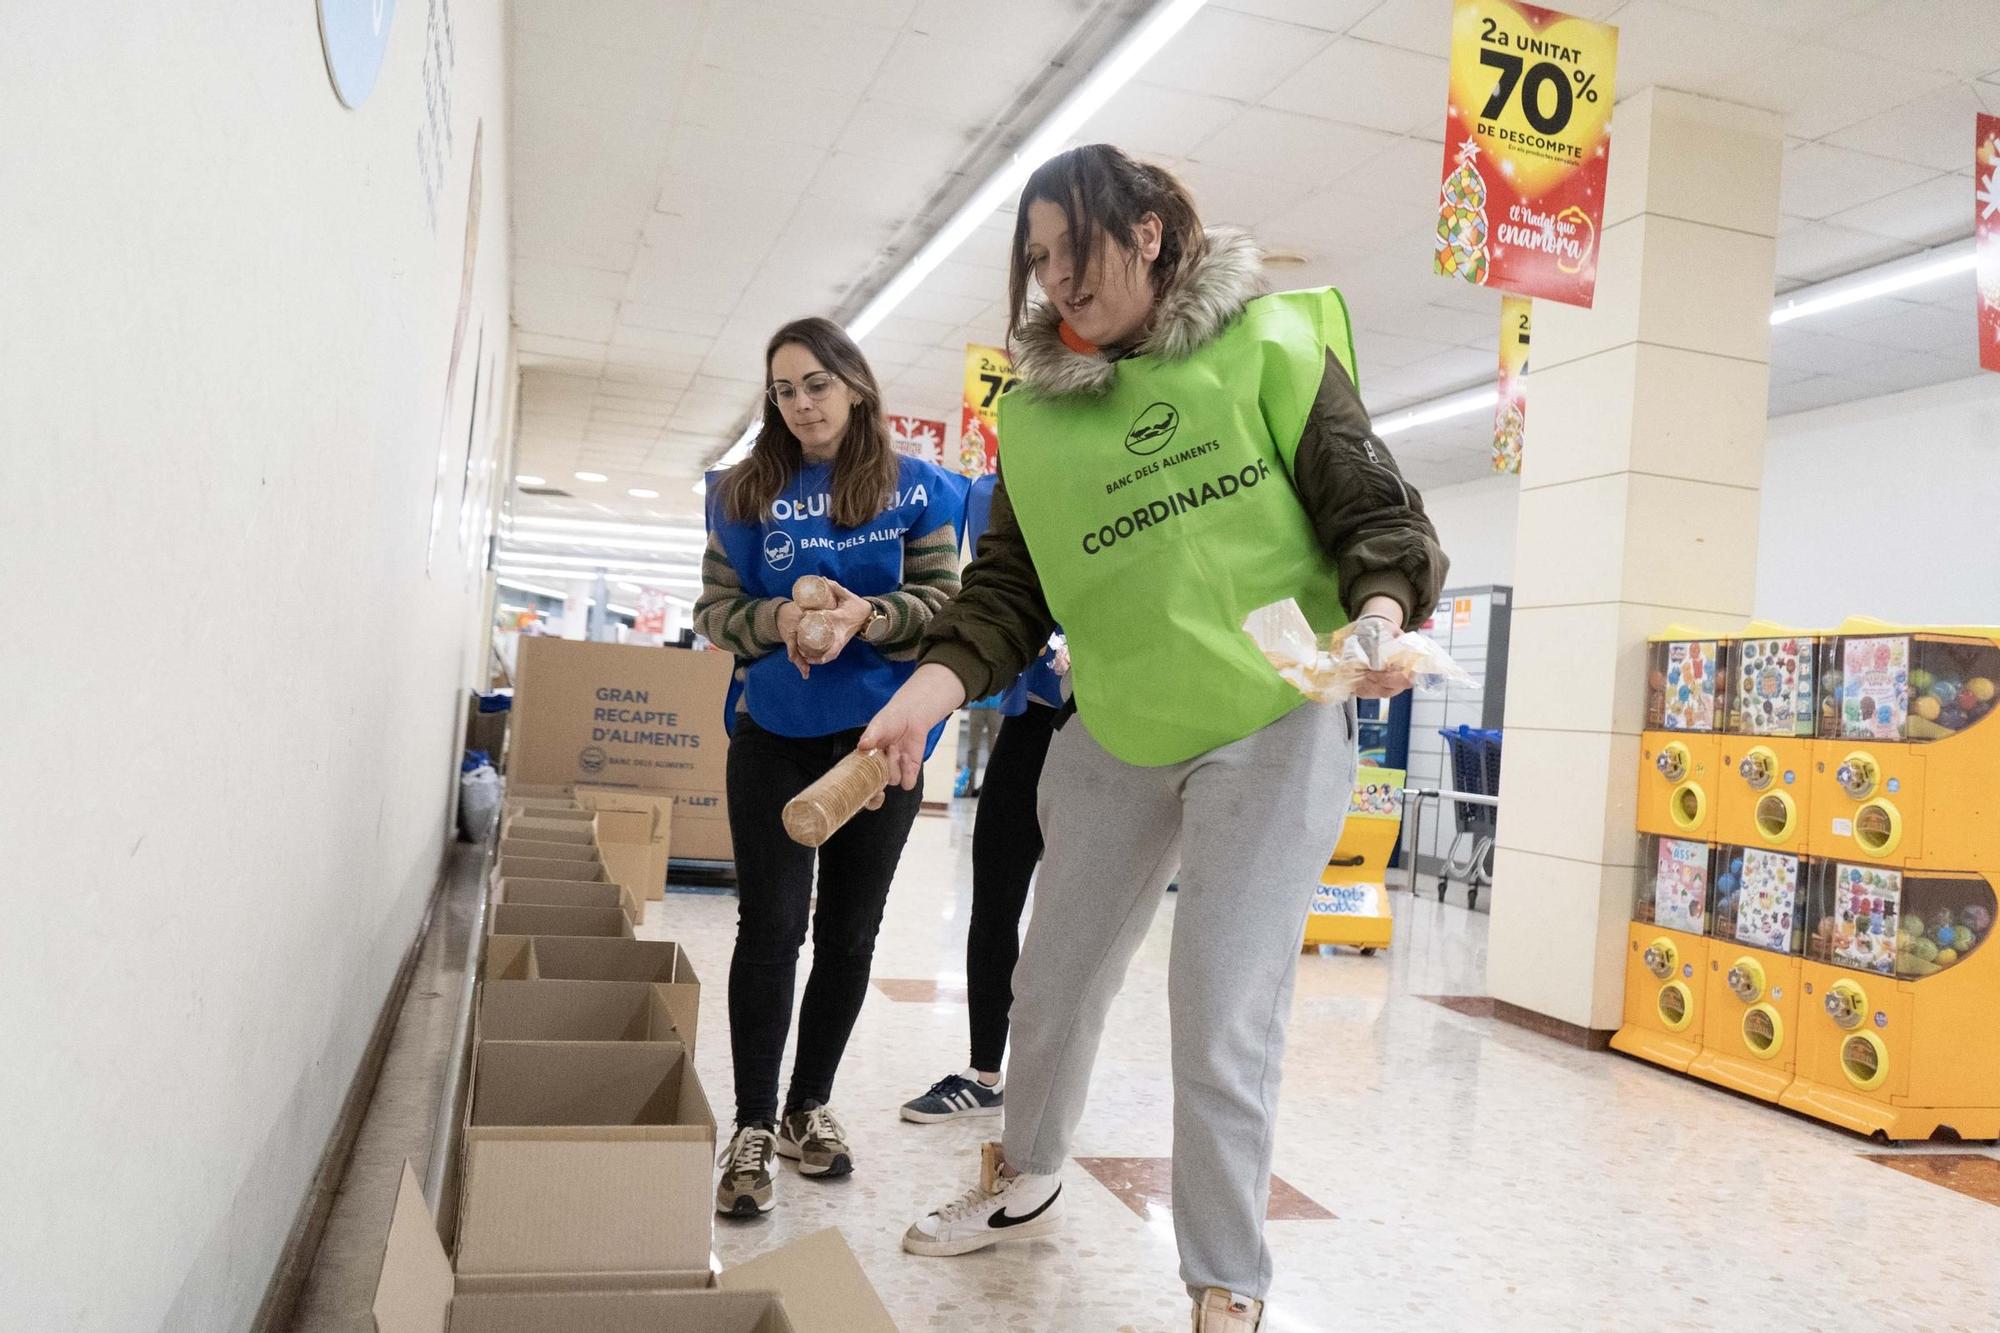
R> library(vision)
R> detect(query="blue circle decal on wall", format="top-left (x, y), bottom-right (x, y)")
top-left (318, 0), bottom-right (397, 108)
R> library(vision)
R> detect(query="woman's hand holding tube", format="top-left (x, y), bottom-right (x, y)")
top-left (859, 663), bottom-right (967, 790)
top-left (1350, 595), bottom-right (1416, 700)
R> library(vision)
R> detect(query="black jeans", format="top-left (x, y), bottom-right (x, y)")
top-left (726, 716), bottom-right (923, 1127)
top-left (967, 703), bottom-right (1059, 1073)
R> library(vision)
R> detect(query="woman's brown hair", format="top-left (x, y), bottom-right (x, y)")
top-left (1006, 144), bottom-right (1207, 343)
top-left (722, 317), bottom-right (898, 529)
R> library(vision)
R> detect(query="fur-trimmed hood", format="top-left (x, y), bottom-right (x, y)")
top-left (1007, 227), bottom-right (1265, 397)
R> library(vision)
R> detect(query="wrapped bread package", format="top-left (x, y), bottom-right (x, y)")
top-left (792, 575), bottom-right (835, 610)
top-left (1244, 598), bottom-right (1473, 705)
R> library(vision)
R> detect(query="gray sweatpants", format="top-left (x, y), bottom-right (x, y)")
top-left (1002, 699), bottom-right (1356, 1298)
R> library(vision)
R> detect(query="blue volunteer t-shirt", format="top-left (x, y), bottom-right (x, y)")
top-left (963, 473), bottom-right (1064, 716)
top-left (708, 455), bottom-right (967, 748)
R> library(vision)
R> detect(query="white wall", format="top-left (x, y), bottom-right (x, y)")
top-left (0, 5), bottom-right (510, 1330)
top-left (1421, 473), bottom-right (1521, 591)
top-left (1756, 375), bottom-right (2000, 627)
top-left (1420, 377), bottom-right (2000, 627)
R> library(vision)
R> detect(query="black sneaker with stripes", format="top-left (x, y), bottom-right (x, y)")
top-left (900, 1070), bottom-right (1004, 1124)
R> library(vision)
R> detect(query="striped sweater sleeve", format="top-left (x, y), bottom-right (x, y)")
top-left (869, 521), bottom-right (962, 662)
top-left (693, 530), bottom-right (785, 657)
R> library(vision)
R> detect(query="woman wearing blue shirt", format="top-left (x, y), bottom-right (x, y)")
top-left (695, 317), bottom-right (963, 1219)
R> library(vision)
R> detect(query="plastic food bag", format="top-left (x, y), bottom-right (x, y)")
top-left (459, 763), bottom-right (503, 842)
top-left (1244, 599), bottom-right (1474, 704)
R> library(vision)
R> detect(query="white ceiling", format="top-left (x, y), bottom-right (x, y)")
top-left (505, 0), bottom-right (2000, 581)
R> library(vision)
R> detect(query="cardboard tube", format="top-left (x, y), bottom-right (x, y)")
top-left (783, 750), bottom-right (890, 847)
top-left (797, 609), bottom-right (837, 656)
top-left (792, 575), bottom-right (835, 611)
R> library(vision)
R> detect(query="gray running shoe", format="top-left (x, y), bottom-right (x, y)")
top-left (715, 1123), bottom-right (777, 1217)
top-left (776, 1101), bottom-right (853, 1178)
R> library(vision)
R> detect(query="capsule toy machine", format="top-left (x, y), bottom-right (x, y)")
top-left (1716, 627), bottom-right (1819, 856)
top-left (1685, 841), bottom-right (1809, 1102)
top-left (1610, 834), bottom-right (1715, 1072)
top-left (1782, 621), bottom-right (2000, 1139)
top-left (1637, 633), bottom-right (1728, 843)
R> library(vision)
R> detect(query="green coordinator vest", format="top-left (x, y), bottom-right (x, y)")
top-left (999, 287), bottom-right (1358, 766)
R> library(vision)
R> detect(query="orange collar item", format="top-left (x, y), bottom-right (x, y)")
top-left (1058, 321), bottom-right (1099, 357)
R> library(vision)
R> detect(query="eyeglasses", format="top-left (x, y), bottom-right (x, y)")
top-left (768, 372), bottom-right (842, 407)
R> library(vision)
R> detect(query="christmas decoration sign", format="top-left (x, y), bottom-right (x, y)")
top-left (1979, 115), bottom-right (2000, 373)
top-left (888, 414), bottom-right (947, 465)
top-left (1493, 295), bottom-right (1530, 474)
top-left (960, 344), bottom-right (1017, 477)
top-left (1435, 0), bottom-right (1618, 308)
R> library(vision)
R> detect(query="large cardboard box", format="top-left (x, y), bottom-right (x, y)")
top-left (497, 837), bottom-right (600, 863)
top-left (509, 639), bottom-right (734, 863)
top-left (458, 1041), bottom-right (714, 1280)
top-left (477, 980), bottom-right (688, 1046)
top-left (376, 1165), bottom-right (894, 1333)
top-left (495, 878), bottom-right (641, 928)
top-left (495, 856), bottom-right (605, 884)
top-left (487, 904), bottom-right (631, 939)
top-left (578, 789), bottom-right (673, 902)
top-left (483, 938), bottom-right (700, 1052)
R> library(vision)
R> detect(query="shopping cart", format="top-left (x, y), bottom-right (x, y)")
top-left (1435, 726), bottom-right (1502, 908)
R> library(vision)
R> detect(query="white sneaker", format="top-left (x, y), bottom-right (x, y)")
top-left (902, 1142), bottom-right (1064, 1256)
top-left (1192, 1289), bottom-right (1263, 1332)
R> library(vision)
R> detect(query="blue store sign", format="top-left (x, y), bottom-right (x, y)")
top-left (318, 0), bottom-right (397, 108)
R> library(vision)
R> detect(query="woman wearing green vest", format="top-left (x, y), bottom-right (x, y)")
top-left (859, 145), bottom-right (1447, 1332)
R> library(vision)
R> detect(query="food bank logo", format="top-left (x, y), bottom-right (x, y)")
top-left (1124, 402), bottom-right (1179, 456)
top-left (764, 531), bottom-right (795, 571)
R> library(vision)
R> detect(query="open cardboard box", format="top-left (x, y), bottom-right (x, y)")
top-left (498, 837), bottom-right (602, 864)
top-left (496, 878), bottom-right (641, 928)
top-left (502, 817), bottom-right (596, 845)
top-left (577, 789), bottom-right (674, 903)
top-left (504, 804), bottom-right (594, 823)
top-left (484, 938), bottom-right (699, 1052)
top-left (496, 857), bottom-right (606, 884)
top-left (377, 1165), bottom-right (894, 1333)
top-left (488, 904), bottom-right (632, 940)
top-left (478, 980), bottom-right (687, 1046)
top-left (458, 1041), bottom-right (714, 1281)
top-left (507, 782), bottom-right (575, 799)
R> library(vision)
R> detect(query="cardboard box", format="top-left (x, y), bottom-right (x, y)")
top-left (503, 796), bottom-right (584, 813)
top-left (487, 904), bottom-right (631, 939)
top-left (465, 692), bottom-right (509, 774)
top-left (495, 878), bottom-right (641, 928)
top-left (507, 782), bottom-right (575, 799)
top-left (458, 1041), bottom-right (714, 1280)
top-left (497, 837), bottom-right (601, 864)
top-left (376, 1164), bottom-right (893, 1333)
top-left (509, 639), bottom-right (734, 863)
top-left (482, 938), bottom-right (700, 1052)
top-left (501, 817), bottom-right (595, 845)
top-left (477, 980), bottom-right (688, 1045)
top-left (578, 789), bottom-right (674, 902)
top-left (495, 857), bottom-right (605, 884)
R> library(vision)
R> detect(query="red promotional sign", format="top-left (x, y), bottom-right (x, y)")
top-left (888, 414), bottom-right (947, 465)
top-left (1435, 1), bottom-right (1618, 309)
top-left (1978, 115), bottom-right (2000, 373)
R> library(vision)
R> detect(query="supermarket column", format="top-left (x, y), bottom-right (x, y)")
top-left (1485, 89), bottom-right (1785, 1036)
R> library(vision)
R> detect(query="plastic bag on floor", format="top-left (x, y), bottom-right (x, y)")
top-left (1244, 598), bottom-right (1473, 705)
top-left (459, 763), bottom-right (502, 842)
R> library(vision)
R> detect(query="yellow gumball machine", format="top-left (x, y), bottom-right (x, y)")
top-left (1779, 620), bottom-right (2000, 1139)
top-left (1637, 633), bottom-right (1727, 843)
top-left (1610, 834), bottom-right (1714, 1071)
top-left (1685, 842), bottom-right (1810, 1101)
top-left (1716, 627), bottom-right (1818, 856)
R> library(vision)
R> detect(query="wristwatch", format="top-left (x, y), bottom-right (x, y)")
top-left (860, 601), bottom-right (890, 644)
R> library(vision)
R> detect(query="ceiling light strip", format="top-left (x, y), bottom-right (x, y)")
top-left (1377, 235), bottom-right (1981, 437)
top-left (695, 0), bottom-right (1209, 493)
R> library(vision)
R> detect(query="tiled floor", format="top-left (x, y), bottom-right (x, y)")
top-left (655, 808), bottom-right (2000, 1333)
top-left (294, 805), bottom-right (2000, 1332)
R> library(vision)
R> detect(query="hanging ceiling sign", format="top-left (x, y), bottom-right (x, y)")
top-left (1435, 0), bottom-right (1618, 308)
